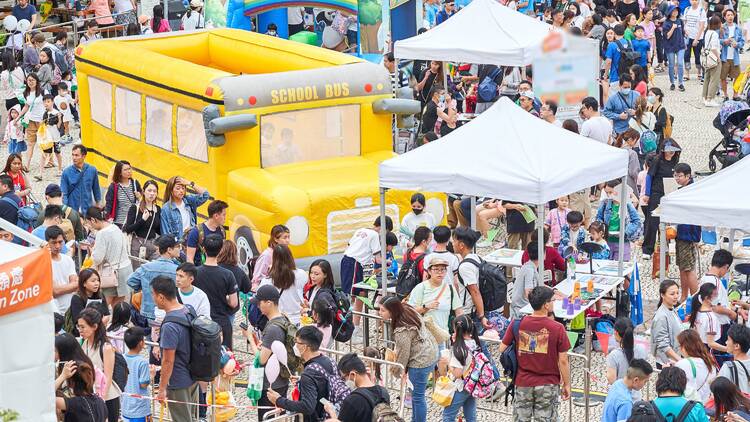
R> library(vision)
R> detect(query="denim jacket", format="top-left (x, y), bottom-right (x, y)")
top-left (595, 200), bottom-right (642, 242)
top-left (127, 257), bottom-right (178, 319)
top-left (720, 23), bottom-right (745, 66)
top-left (558, 225), bottom-right (587, 255)
top-left (160, 191), bottom-right (210, 240)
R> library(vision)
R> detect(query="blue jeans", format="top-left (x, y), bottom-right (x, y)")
top-left (666, 49), bottom-right (685, 85)
top-left (442, 389), bottom-right (477, 422)
top-left (408, 364), bottom-right (435, 422)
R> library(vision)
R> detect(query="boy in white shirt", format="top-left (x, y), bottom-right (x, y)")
top-left (54, 82), bottom-right (74, 144)
top-left (700, 249), bottom-right (736, 345)
top-left (175, 262), bottom-right (211, 318)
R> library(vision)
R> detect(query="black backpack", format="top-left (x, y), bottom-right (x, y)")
top-left (499, 316), bottom-right (523, 406)
top-left (353, 387), bottom-right (405, 422)
top-left (330, 289), bottom-right (355, 343)
top-left (98, 343), bottom-right (129, 391)
top-left (727, 360), bottom-right (750, 390)
top-left (395, 253), bottom-right (425, 299)
top-left (458, 257), bottom-right (507, 312)
top-left (162, 305), bottom-right (222, 382)
top-left (615, 39), bottom-right (640, 76)
top-left (650, 400), bottom-right (697, 422)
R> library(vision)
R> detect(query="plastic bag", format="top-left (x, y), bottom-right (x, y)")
top-left (246, 352), bottom-right (263, 406)
top-left (432, 376), bottom-right (456, 407)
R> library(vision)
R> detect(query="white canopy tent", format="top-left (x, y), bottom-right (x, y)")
top-left (657, 157), bottom-right (750, 280)
top-left (377, 97), bottom-right (630, 292)
top-left (393, 0), bottom-right (553, 66)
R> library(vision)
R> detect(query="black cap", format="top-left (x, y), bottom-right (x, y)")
top-left (45, 183), bottom-right (62, 196)
top-left (250, 285), bottom-right (280, 304)
top-left (156, 235), bottom-right (178, 249)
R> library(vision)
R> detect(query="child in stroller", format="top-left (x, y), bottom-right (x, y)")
top-left (709, 100), bottom-right (750, 172)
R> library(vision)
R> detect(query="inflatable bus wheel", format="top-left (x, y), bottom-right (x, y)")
top-left (234, 226), bottom-right (260, 275)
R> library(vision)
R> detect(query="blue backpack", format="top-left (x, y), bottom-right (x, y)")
top-left (1, 196), bottom-right (39, 232)
top-left (478, 67), bottom-right (502, 102)
top-left (499, 316), bottom-right (524, 406)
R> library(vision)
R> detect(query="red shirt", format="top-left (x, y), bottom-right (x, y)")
top-left (404, 250), bottom-right (426, 280)
top-left (8, 172), bottom-right (26, 206)
top-left (502, 315), bottom-right (569, 387)
top-left (521, 246), bottom-right (566, 285)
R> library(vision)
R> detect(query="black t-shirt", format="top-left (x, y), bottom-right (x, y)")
top-left (615, 0), bottom-right (640, 20)
top-left (419, 71), bottom-right (438, 105)
top-left (338, 385), bottom-right (391, 422)
top-left (220, 263), bottom-right (251, 295)
top-left (193, 265), bottom-right (238, 324)
top-left (440, 123), bottom-right (457, 137)
top-left (412, 60), bottom-right (429, 85)
top-left (422, 101), bottom-right (438, 134)
top-left (63, 395), bottom-right (107, 422)
top-left (502, 201), bottom-right (536, 234)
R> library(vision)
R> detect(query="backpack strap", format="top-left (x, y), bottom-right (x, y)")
top-left (1, 195), bottom-right (19, 210)
top-left (737, 361), bottom-right (750, 388)
top-left (674, 400), bottom-right (697, 422)
top-left (650, 400), bottom-right (667, 422)
top-left (351, 388), bottom-right (378, 411)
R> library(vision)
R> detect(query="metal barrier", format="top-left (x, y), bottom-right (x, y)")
top-left (321, 347), bottom-right (409, 417)
top-left (262, 410), bottom-right (303, 421)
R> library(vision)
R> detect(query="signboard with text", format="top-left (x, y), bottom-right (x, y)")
top-left (0, 248), bottom-right (52, 318)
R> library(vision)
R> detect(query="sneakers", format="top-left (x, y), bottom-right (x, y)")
top-left (678, 85), bottom-right (685, 91)
top-left (670, 84), bottom-right (676, 91)
top-left (705, 99), bottom-right (722, 107)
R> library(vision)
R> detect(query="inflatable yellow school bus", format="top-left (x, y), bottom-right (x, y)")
top-left (75, 28), bottom-right (442, 270)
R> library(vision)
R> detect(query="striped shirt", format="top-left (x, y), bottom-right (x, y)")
top-left (115, 182), bottom-right (137, 226)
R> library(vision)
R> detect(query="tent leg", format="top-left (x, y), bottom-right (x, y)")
top-left (617, 176), bottom-right (626, 277)
top-left (659, 222), bottom-right (667, 283)
top-left (380, 188), bottom-right (388, 300)
top-left (470, 196), bottom-right (477, 230)
top-left (442, 61), bottom-right (448, 90)
top-left (537, 204), bottom-right (545, 282)
top-left (729, 229), bottom-right (736, 254)
top-left (392, 55), bottom-right (399, 153)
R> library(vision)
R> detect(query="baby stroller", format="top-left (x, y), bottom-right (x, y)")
top-left (709, 100), bottom-right (750, 172)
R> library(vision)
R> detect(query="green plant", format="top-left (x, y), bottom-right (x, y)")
top-left (0, 409), bottom-right (19, 422)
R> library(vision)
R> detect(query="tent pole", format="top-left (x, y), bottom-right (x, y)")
top-left (0, 217), bottom-right (44, 248)
top-left (379, 188), bottom-right (388, 300)
top-left (729, 229), bottom-right (736, 254)
top-left (470, 196), bottom-right (477, 230)
top-left (618, 176), bottom-right (626, 277)
top-left (537, 204), bottom-right (545, 282)
top-left (659, 222), bottom-right (667, 283)
top-left (442, 61), bottom-right (448, 91)
top-left (392, 54), bottom-right (399, 153)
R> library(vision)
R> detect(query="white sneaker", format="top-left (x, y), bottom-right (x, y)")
top-left (642, 254), bottom-right (651, 260)
top-left (707, 99), bottom-right (722, 107)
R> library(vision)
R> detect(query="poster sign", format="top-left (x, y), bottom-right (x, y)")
top-left (204, 0), bottom-right (228, 28)
top-left (533, 34), bottom-right (599, 121)
top-left (0, 249), bottom-right (52, 318)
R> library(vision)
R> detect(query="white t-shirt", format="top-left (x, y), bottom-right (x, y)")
top-left (675, 357), bottom-right (716, 402)
top-left (179, 286), bottom-right (211, 318)
top-left (718, 358), bottom-right (750, 393)
top-left (424, 250), bottom-right (460, 285)
top-left (287, 7), bottom-right (305, 25)
top-left (344, 228), bottom-right (381, 266)
top-left (176, 202), bottom-right (191, 232)
top-left (703, 29), bottom-right (720, 52)
top-left (683, 6), bottom-right (707, 40)
top-left (181, 10), bottom-right (204, 30)
top-left (457, 253), bottom-right (481, 314)
top-left (692, 310), bottom-right (721, 344)
top-left (629, 112), bottom-right (656, 133)
top-left (400, 211), bottom-right (436, 238)
top-left (726, 24), bottom-right (737, 60)
top-left (260, 269), bottom-right (307, 325)
top-left (54, 94), bottom-right (74, 123)
top-left (113, 0), bottom-right (133, 13)
top-left (580, 116), bottom-right (613, 144)
top-left (52, 254), bottom-right (77, 314)
top-left (700, 274), bottom-right (731, 325)
top-left (24, 93), bottom-right (45, 122)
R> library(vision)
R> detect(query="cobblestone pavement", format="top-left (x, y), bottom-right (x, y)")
top-left (5, 57), bottom-right (733, 421)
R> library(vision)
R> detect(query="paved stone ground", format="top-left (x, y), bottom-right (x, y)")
top-left (5, 56), bottom-right (735, 421)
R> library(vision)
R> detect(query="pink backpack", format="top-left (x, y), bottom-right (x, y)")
top-left (462, 349), bottom-right (499, 399)
top-left (93, 366), bottom-right (108, 399)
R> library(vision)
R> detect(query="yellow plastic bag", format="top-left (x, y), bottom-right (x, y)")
top-left (432, 376), bottom-right (456, 407)
top-left (734, 66), bottom-right (750, 94)
top-left (37, 124), bottom-right (55, 151)
top-left (207, 390), bottom-right (237, 421)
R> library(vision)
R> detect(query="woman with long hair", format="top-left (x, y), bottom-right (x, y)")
top-left (649, 87), bottom-right (669, 141)
top-left (55, 359), bottom-right (108, 421)
top-left (311, 296), bottom-right (336, 348)
top-left (159, 175), bottom-right (208, 241)
top-left (708, 377), bottom-right (750, 420)
top-left (151, 4), bottom-right (171, 33)
top-left (404, 226), bottom-right (432, 281)
top-left (651, 279), bottom-right (682, 368)
top-left (629, 95), bottom-right (656, 137)
top-left (86, 206), bottom-right (133, 306)
top-left (0, 50), bottom-right (25, 113)
top-left (688, 283), bottom-right (727, 354)
top-left (259, 244), bottom-right (307, 324)
top-left (104, 160), bottom-right (142, 228)
top-left (217, 239), bottom-right (251, 294)
top-left (379, 296), bottom-right (437, 422)
top-left (37, 48), bottom-right (59, 95)
top-left (1, 153), bottom-right (31, 205)
top-left (123, 179), bottom-right (161, 269)
top-left (77, 308), bottom-right (121, 421)
top-left (676, 329), bottom-right (717, 401)
top-left (68, 269), bottom-right (107, 336)
top-left (18, 73), bottom-right (45, 166)
top-left (303, 258), bottom-right (336, 310)
top-left (606, 317), bottom-right (647, 383)
top-left (252, 224), bottom-right (290, 290)
top-left (642, 138), bottom-right (681, 261)
top-left (440, 314), bottom-right (480, 422)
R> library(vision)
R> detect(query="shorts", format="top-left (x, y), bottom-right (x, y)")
top-left (721, 61), bottom-right (741, 80)
top-left (101, 265), bottom-right (133, 298)
top-left (42, 142), bottom-right (61, 154)
top-left (513, 384), bottom-right (561, 422)
top-left (25, 120), bottom-right (40, 144)
top-left (340, 255), bottom-right (363, 295)
top-left (124, 416), bottom-right (153, 422)
top-left (675, 240), bottom-right (697, 272)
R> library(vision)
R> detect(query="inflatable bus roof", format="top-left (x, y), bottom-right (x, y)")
top-left (75, 28), bottom-right (392, 111)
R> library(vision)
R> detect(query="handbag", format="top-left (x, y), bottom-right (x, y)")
top-left (98, 232), bottom-right (127, 289)
top-left (702, 32), bottom-right (720, 70)
top-left (432, 375), bottom-right (456, 407)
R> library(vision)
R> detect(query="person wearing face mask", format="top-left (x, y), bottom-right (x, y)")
top-left (265, 22), bottom-right (279, 37)
top-left (648, 87), bottom-right (669, 141)
top-left (325, 353), bottom-right (391, 422)
top-left (266, 326), bottom-right (335, 422)
top-left (595, 179), bottom-right (642, 260)
top-left (400, 192), bottom-right (437, 240)
top-left (652, 279), bottom-right (683, 369)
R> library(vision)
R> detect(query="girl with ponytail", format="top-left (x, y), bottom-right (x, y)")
top-left (606, 317), bottom-right (648, 383)
top-left (688, 283), bottom-right (728, 354)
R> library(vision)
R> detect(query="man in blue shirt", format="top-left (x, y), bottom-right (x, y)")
top-left (604, 24), bottom-right (628, 92)
top-left (11, 0), bottom-right (37, 28)
top-left (602, 359), bottom-right (653, 422)
top-left (517, 0), bottom-right (535, 16)
top-left (60, 144), bottom-right (101, 215)
top-left (603, 73), bottom-right (640, 134)
top-left (435, 0), bottom-right (456, 24)
top-left (128, 235), bottom-right (180, 321)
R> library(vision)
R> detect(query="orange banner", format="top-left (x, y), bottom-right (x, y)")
top-left (0, 248), bottom-right (52, 318)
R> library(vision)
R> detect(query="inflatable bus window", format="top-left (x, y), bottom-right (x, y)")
top-left (75, 28), bottom-right (441, 269)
